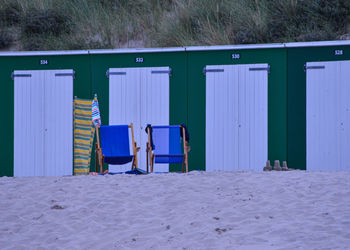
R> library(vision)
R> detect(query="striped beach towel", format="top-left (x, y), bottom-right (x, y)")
top-left (73, 98), bottom-right (95, 175)
top-left (92, 96), bottom-right (101, 127)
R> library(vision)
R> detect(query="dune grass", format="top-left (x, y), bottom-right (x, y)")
top-left (0, 0), bottom-right (349, 50)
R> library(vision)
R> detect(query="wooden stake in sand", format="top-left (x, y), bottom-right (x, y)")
top-left (282, 161), bottom-right (288, 171)
top-left (263, 160), bottom-right (272, 171)
top-left (274, 160), bottom-right (282, 171)
top-left (95, 127), bottom-right (103, 173)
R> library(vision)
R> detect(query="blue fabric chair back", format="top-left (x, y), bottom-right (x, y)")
top-left (100, 125), bottom-right (133, 165)
top-left (152, 125), bottom-right (183, 164)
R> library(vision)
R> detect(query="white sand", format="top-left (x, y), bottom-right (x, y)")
top-left (1, 171), bottom-right (350, 250)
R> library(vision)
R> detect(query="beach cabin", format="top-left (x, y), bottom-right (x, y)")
top-left (286, 41), bottom-right (350, 171)
top-left (186, 44), bottom-right (287, 172)
top-left (90, 48), bottom-right (188, 173)
top-left (1, 40), bottom-right (350, 177)
top-left (0, 51), bottom-right (91, 177)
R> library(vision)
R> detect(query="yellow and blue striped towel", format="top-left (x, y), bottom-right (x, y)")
top-left (74, 98), bottom-right (95, 175)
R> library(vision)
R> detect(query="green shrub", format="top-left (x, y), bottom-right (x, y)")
top-left (263, 0), bottom-right (340, 43)
top-left (0, 28), bottom-right (13, 49)
top-left (0, 1), bottom-right (22, 25)
top-left (22, 8), bottom-right (71, 36)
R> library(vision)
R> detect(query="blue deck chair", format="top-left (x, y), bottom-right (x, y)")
top-left (146, 125), bottom-right (190, 173)
top-left (96, 123), bottom-right (139, 172)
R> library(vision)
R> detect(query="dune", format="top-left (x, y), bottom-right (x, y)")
top-left (1, 171), bottom-right (350, 249)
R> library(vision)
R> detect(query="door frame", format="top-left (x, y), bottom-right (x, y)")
top-left (205, 63), bottom-right (269, 171)
top-left (108, 66), bottom-right (171, 172)
top-left (13, 69), bottom-right (74, 176)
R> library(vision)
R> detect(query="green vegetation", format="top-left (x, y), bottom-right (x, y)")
top-left (0, 0), bottom-right (349, 50)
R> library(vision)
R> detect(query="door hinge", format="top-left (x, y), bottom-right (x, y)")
top-left (203, 68), bottom-right (224, 75)
top-left (249, 65), bottom-right (270, 73)
top-left (11, 72), bottom-right (32, 80)
top-left (106, 70), bottom-right (127, 78)
top-left (151, 69), bottom-right (172, 76)
top-left (304, 65), bottom-right (325, 72)
top-left (55, 71), bottom-right (75, 79)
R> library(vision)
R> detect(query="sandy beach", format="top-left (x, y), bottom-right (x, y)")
top-left (1, 171), bottom-right (350, 250)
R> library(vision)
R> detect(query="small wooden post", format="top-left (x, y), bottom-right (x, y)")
top-left (146, 126), bottom-right (152, 173)
top-left (95, 143), bottom-right (98, 172)
top-left (274, 160), bottom-right (282, 171)
top-left (182, 126), bottom-right (189, 173)
top-left (263, 160), bottom-right (272, 171)
top-left (95, 126), bottom-right (104, 173)
top-left (282, 161), bottom-right (288, 171)
top-left (146, 142), bottom-right (149, 173)
top-left (129, 123), bottom-right (139, 170)
top-left (151, 155), bottom-right (154, 173)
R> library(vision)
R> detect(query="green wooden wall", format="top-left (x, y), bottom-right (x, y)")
top-left (287, 45), bottom-right (350, 170)
top-left (187, 48), bottom-right (288, 171)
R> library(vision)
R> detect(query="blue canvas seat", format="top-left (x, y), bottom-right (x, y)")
top-left (96, 124), bottom-right (139, 172)
top-left (146, 125), bottom-right (190, 173)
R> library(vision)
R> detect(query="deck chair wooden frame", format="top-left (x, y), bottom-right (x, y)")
top-left (146, 125), bottom-right (190, 173)
top-left (95, 123), bottom-right (140, 173)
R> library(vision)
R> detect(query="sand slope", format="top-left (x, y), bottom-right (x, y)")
top-left (1, 171), bottom-right (350, 249)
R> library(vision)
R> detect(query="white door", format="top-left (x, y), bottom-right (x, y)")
top-left (109, 67), bottom-right (170, 172)
top-left (109, 68), bottom-right (141, 172)
top-left (206, 64), bottom-right (268, 171)
top-left (14, 70), bottom-right (74, 176)
top-left (306, 60), bottom-right (350, 171)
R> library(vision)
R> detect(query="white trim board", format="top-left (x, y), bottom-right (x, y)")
top-left (285, 40), bottom-right (350, 48)
top-left (1, 40), bottom-right (350, 56)
top-left (186, 40), bottom-right (350, 51)
top-left (0, 50), bottom-right (89, 56)
top-left (89, 47), bottom-right (185, 54)
top-left (185, 43), bottom-right (284, 51)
